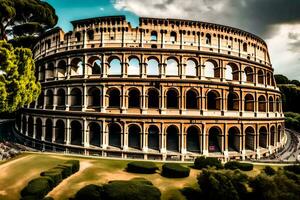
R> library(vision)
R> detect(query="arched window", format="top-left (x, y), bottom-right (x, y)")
top-left (276, 97), bottom-right (280, 112)
top-left (56, 89), bottom-right (65, 107)
top-left (225, 63), bottom-right (239, 81)
top-left (108, 88), bottom-right (120, 108)
top-left (45, 119), bottom-right (53, 142)
top-left (244, 94), bottom-right (254, 111)
top-left (108, 58), bottom-right (122, 75)
top-left (28, 116), bottom-right (34, 137)
top-left (55, 120), bottom-right (65, 144)
top-left (108, 123), bottom-right (122, 148)
top-left (270, 126), bottom-right (275, 146)
top-left (228, 127), bottom-right (240, 152)
top-left (148, 126), bottom-right (159, 150)
top-left (166, 58), bottom-right (178, 76)
top-left (89, 122), bottom-right (101, 147)
top-left (204, 61), bottom-right (217, 78)
top-left (167, 89), bottom-right (179, 109)
top-left (37, 92), bottom-right (44, 108)
top-left (75, 32), bottom-right (81, 42)
top-left (148, 89), bottom-right (159, 108)
top-left (208, 127), bottom-right (222, 152)
top-left (57, 60), bottom-right (67, 78)
top-left (245, 126), bottom-right (255, 150)
top-left (269, 96), bottom-right (274, 112)
top-left (259, 127), bottom-right (268, 148)
top-left (35, 118), bottom-right (42, 140)
top-left (70, 58), bottom-right (83, 76)
top-left (186, 89), bottom-right (198, 109)
top-left (186, 126), bottom-right (200, 152)
top-left (147, 58), bottom-right (159, 76)
top-left (128, 124), bottom-right (141, 149)
top-left (70, 88), bottom-right (82, 107)
top-left (70, 121), bottom-right (82, 146)
top-left (205, 33), bottom-right (211, 45)
top-left (243, 43), bottom-right (247, 52)
top-left (186, 60), bottom-right (197, 76)
top-left (207, 90), bottom-right (220, 110)
top-left (166, 125), bottom-right (179, 152)
top-left (258, 95), bottom-right (266, 112)
top-left (128, 89), bottom-right (140, 108)
top-left (45, 90), bottom-right (53, 107)
top-left (258, 70), bottom-right (264, 84)
top-left (87, 30), bottom-right (94, 40)
top-left (227, 92), bottom-right (239, 111)
top-left (88, 87), bottom-right (101, 107)
top-left (151, 31), bottom-right (157, 41)
top-left (277, 125), bottom-right (282, 142)
top-left (170, 31), bottom-right (177, 42)
top-left (92, 59), bottom-right (101, 75)
top-left (128, 58), bottom-right (140, 75)
top-left (244, 67), bottom-right (254, 82)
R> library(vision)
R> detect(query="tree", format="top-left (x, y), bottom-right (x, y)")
top-left (0, 40), bottom-right (40, 113)
top-left (0, 0), bottom-right (58, 47)
top-left (274, 74), bottom-right (289, 85)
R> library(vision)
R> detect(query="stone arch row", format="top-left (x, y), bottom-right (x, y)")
top-left (34, 86), bottom-right (282, 113)
top-left (19, 115), bottom-right (284, 154)
top-left (38, 55), bottom-right (275, 86)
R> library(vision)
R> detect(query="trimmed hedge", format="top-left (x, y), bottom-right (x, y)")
top-left (224, 161), bottom-right (253, 171)
top-left (263, 166), bottom-right (276, 176)
top-left (284, 165), bottom-right (300, 174)
top-left (65, 160), bottom-right (80, 173)
top-left (20, 177), bottom-right (53, 200)
top-left (40, 169), bottom-right (63, 186)
top-left (75, 184), bottom-right (103, 200)
top-left (161, 163), bottom-right (190, 178)
top-left (127, 161), bottom-right (158, 174)
top-left (194, 156), bottom-right (223, 169)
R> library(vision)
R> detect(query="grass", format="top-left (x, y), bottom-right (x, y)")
top-left (0, 152), bottom-right (286, 200)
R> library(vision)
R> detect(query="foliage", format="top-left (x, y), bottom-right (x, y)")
top-left (0, 0), bottom-right (58, 48)
top-left (284, 165), bottom-right (300, 175)
top-left (285, 112), bottom-right (300, 131)
top-left (20, 177), bottom-right (53, 200)
top-left (0, 40), bottom-right (40, 113)
top-left (194, 156), bottom-right (223, 169)
top-left (274, 74), bottom-right (290, 84)
top-left (126, 161), bottom-right (158, 174)
top-left (75, 184), bottom-right (103, 200)
top-left (40, 169), bottom-right (63, 186)
top-left (263, 166), bottom-right (276, 176)
top-left (161, 163), bottom-right (190, 178)
top-left (224, 161), bottom-right (253, 171)
top-left (65, 160), bottom-right (80, 173)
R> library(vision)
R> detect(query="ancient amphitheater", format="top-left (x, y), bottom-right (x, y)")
top-left (16, 16), bottom-right (285, 161)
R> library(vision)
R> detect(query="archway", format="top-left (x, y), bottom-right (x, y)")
top-left (166, 58), bottom-right (178, 76)
top-left (108, 123), bottom-right (122, 148)
top-left (167, 89), bottom-right (179, 109)
top-left (227, 92), bottom-right (239, 111)
top-left (259, 127), bottom-right (268, 148)
top-left (128, 89), bottom-right (140, 108)
top-left (148, 89), bottom-right (159, 108)
top-left (108, 58), bottom-right (122, 75)
top-left (186, 89), bottom-right (198, 109)
top-left (207, 90), bottom-right (220, 110)
top-left (128, 125), bottom-right (141, 149)
top-left (148, 125), bottom-right (159, 150)
top-left (277, 126), bottom-right (282, 143)
top-left (166, 126), bottom-right (179, 152)
top-left (244, 67), bottom-right (254, 82)
top-left (270, 126), bottom-right (276, 146)
top-left (186, 126), bottom-right (201, 153)
top-left (89, 122), bottom-right (101, 147)
top-left (208, 127), bottom-right (222, 153)
top-left (245, 126), bottom-right (255, 150)
top-left (147, 58), bottom-right (159, 76)
top-left (269, 96), bottom-right (274, 112)
top-left (70, 88), bottom-right (82, 107)
top-left (35, 118), bottom-right (42, 140)
top-left (228, 127), bottom-right (240, 152)
top-left (244, 94), bottom-right (254, 111)
top-left (57, 89), bottom-right (65, 106)
top-left (45, 90), bottom-right (53, 107)
top-left (87, 87), bottom-right (101, 107)
top-left (108, 88), bottom-right (120, 107)
top-left (45, 119), bottom-right (53, 142)
top-left (258, 95), bottom-right (266, 112)
top-left (28, 116), bottom-right (34, 137)
top-left (186, 60), bottom-right (197, 76)
top-left (70, 121), bottom-right (82, 146)
top-left (128, 58), bottom-right (140, 75)
top-left (55, 120), bottom-right (65, 144)
top-left (258, 70), bottom-right (264, 84)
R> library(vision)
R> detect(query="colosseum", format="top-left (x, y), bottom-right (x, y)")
top-left (15, 15), bottom-right (285, 161)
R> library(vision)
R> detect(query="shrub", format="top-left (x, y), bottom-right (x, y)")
top-left (40, 169), bottom-right (63, 186)
top-left (224, 161), bottom-right (253, 171)
top-left (102, 178), bottom-right (161, 200)
top-left (194, 156), bottom-right (223, 169)
top-left (75, 184), bottom-right (103, 200)
top-left (283, 165), bottom-right (300, 174)
top-left (127, 161), bottom-right (158, 174)
top-left (263, 166), bottom-right (276, 176)
top-left (161, 163), bottom-right (190, 178)
top-left (20, 177), bottom-right (53, 200)
top-left (56, 164), bottom-right (73, 178)
top-left (65, 160), bottom-right (80, 173)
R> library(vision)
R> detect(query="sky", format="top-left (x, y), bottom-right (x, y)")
top-left (44, 0), bottom-right (300, 80)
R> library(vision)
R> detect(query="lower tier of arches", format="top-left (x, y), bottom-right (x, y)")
top-left (17, 113), bottom-right (285, 161)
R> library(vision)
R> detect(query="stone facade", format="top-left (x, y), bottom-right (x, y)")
top-left (16, 16), bottom-right (285, 161)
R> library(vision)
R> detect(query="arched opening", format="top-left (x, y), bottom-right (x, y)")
top-left (128, 89), bottom-right (140, 108)
top-left (270, 126), bottom-right (275, 146)
top-left (128, 124), bottom-right (141, 149)
top-left (228, 127), bottom-right (240, 152)
top-left (70, 88), bottom-right (82, 107)
top-left (269, 96), bottom-right (274, 112)
top-left (186, 89), bottom-right (198, 109)
top-left (46, 63), bottom-right (54, 80)
top-left (75, 32), bottom-right (81, 42)
top-left (166, 126), bottom-right (179, 152)
top-left (267, 73), bottom-right (271, 85)
top-left (108, 123), bottom-right (122, 148)
top-left (39, 65), bottom-right (45, 81)
top-left (259, 127), bottom-right (268, 148)
top-left (244, 67), bottom-right (254, 82)
top-left (148, 89), bottom-right (159, 108)
top-left (37, 92), bottom-right (44, 108)
top-left (276, 97), bottom-right (280, 112)
top-left (45, 119), bottom-right (53, 142)
top-left (87, 57), bottom-right (101, 75)
top-left (70, 58), bottom-right (83, 76)
top-left (57, 89), bottom-right (66, 106)
top-left (70, 121), bottom-right (82, 146)
top-left (45, 90), bottom-right (53, 107)
top-left (243, 43), bottom-right (247, 52)
top-left (170, 31), bottom-right (177, 42)
top-left (225, 63), bottom-right (239, 81)
top-left (89, 122), bottom-right (101, 147)
top-left (151, 31), bottom-right (157, 41)
top-left (227, 92), bottom-right (239, 111)
top-left (244, 94), bottom-right (254, 111)
top-left (87, 87), bottom-right (101, 107)
top-left (87, 30), bottom-right (94, 40)
top-left (108, 88), bottom-right (120, 108)
top-left (108, 58), bottom-right (122, 75)
top-left (147, 58), bottom-right (159, 76)
top-left (148, 125), bottom-right (159, 150)
top-left (128, 58), bottom-right (140, 75)
top-left (35, 118), bottom-right (42, 140)
top-left (187, 126), bottom-right (201, 153)
top-left (22, 116), bottom-right (27, 135)
top-left (186, 60), bottom-right (197, 76)
top-left (207, 90), bottom-right (220, 110)
top-left (204, 60), bottom-right (218, 78)
top-left (277, 126), bottom-right (282, 143)
top-left (167, 89), bottom-right (179, 109)
top-left (166, 58), bottom-right (178, 76)
top-left (258, 70), bottom-right (264, 84)
top-left (57, 60), bottom-right (67, 78)
top-left (205, 33), bottom-right (211, 45)
top-left (258, 95), bottom-right (266, 112)
top-left (245, 127), bottom-right (255, 150)
top-left (55, 120), bottom-right (65, 144)
top-left (208, 127), bottom-right (222, 153)
top-left (28, 116), bottom-right (34, 137)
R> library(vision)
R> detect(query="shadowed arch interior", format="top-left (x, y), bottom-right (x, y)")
top-left (28, 116), bottom-right (34, 137)
top-left (187, 126), bottom-right (201, 153)
top-left (55, 120), bottom-right (65, 144)
top-left (148, 89), bottom-right (159, 108)
top-left (166, 126), bottom-right (179, 152)
top-left (270, 126), bottom-right (276, 146)
top-left (57, 89), bottom-right (66, 106)
top-left (228, 127), bottom-right (240, 152)
top-left (208, 127), bottom-right (222, 153)
top-left (128, 124), bottom-right (141, 149)
top-left (227, 92), bottom-right (239, 111)
top-left (128, 89), bottom-right (140, 108)
top-left (244, 94), bottom-right (254, 111)
top-left (207, 90), bottom-right (220, 110)
top-left (88, 87), bottom-right (101, 107)
top-left (35, 118), bottom-right (42, 140)
top-left (108, 123), bottom-right (122, 148)
top-left (259, 126), bottom-right (268, 148)
top-left (70, 88), bottom-right (82, 107)
top-left (89, 122), bottom-right (101, 147)
top-left (167, 89), bottom-right (179, 109)
top-left (186, 90), bottom-right (198, 109)
top-left (45, 119), bottom-right (53, 142)
top-left (148, 125), bottom-right (159, 150)
top-left (245, 126), bottom-right (255, 150)
top-left (108, 88), bottom-right (120, 108)
top-left (70, 121), bottom-right (82, 146)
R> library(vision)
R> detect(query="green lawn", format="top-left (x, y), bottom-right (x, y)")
top-left (0, 152), bottom-right (283, 200)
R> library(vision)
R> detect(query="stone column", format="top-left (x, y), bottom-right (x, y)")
top-left (121, 85), bottom-right (127, 113)
top-left (65, 118), bottom-right (70, 145)
top-left (83, 84), bottom-right (87, 111)
top-left (123, 125), bottom-right (128, 150)
top-left (142, 123), bottom-right (147, 152)
top-left (142, 85), bottom-right (147, 114)
top-left (102, 120), bottom-right (108, 149)
top-left (160, 85), bottom-right (166, 114)
top-left (66, 87), bottom-right (70, 111)
top-left (202, 124), bottom-right (208, 156)
top-left (101, 84), bottom-right (107, 113)
top-left (83, 119), bottom-right (88, 147)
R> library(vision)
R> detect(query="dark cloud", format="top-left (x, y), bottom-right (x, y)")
top-left (288, 32), bottom-right (300, 40)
